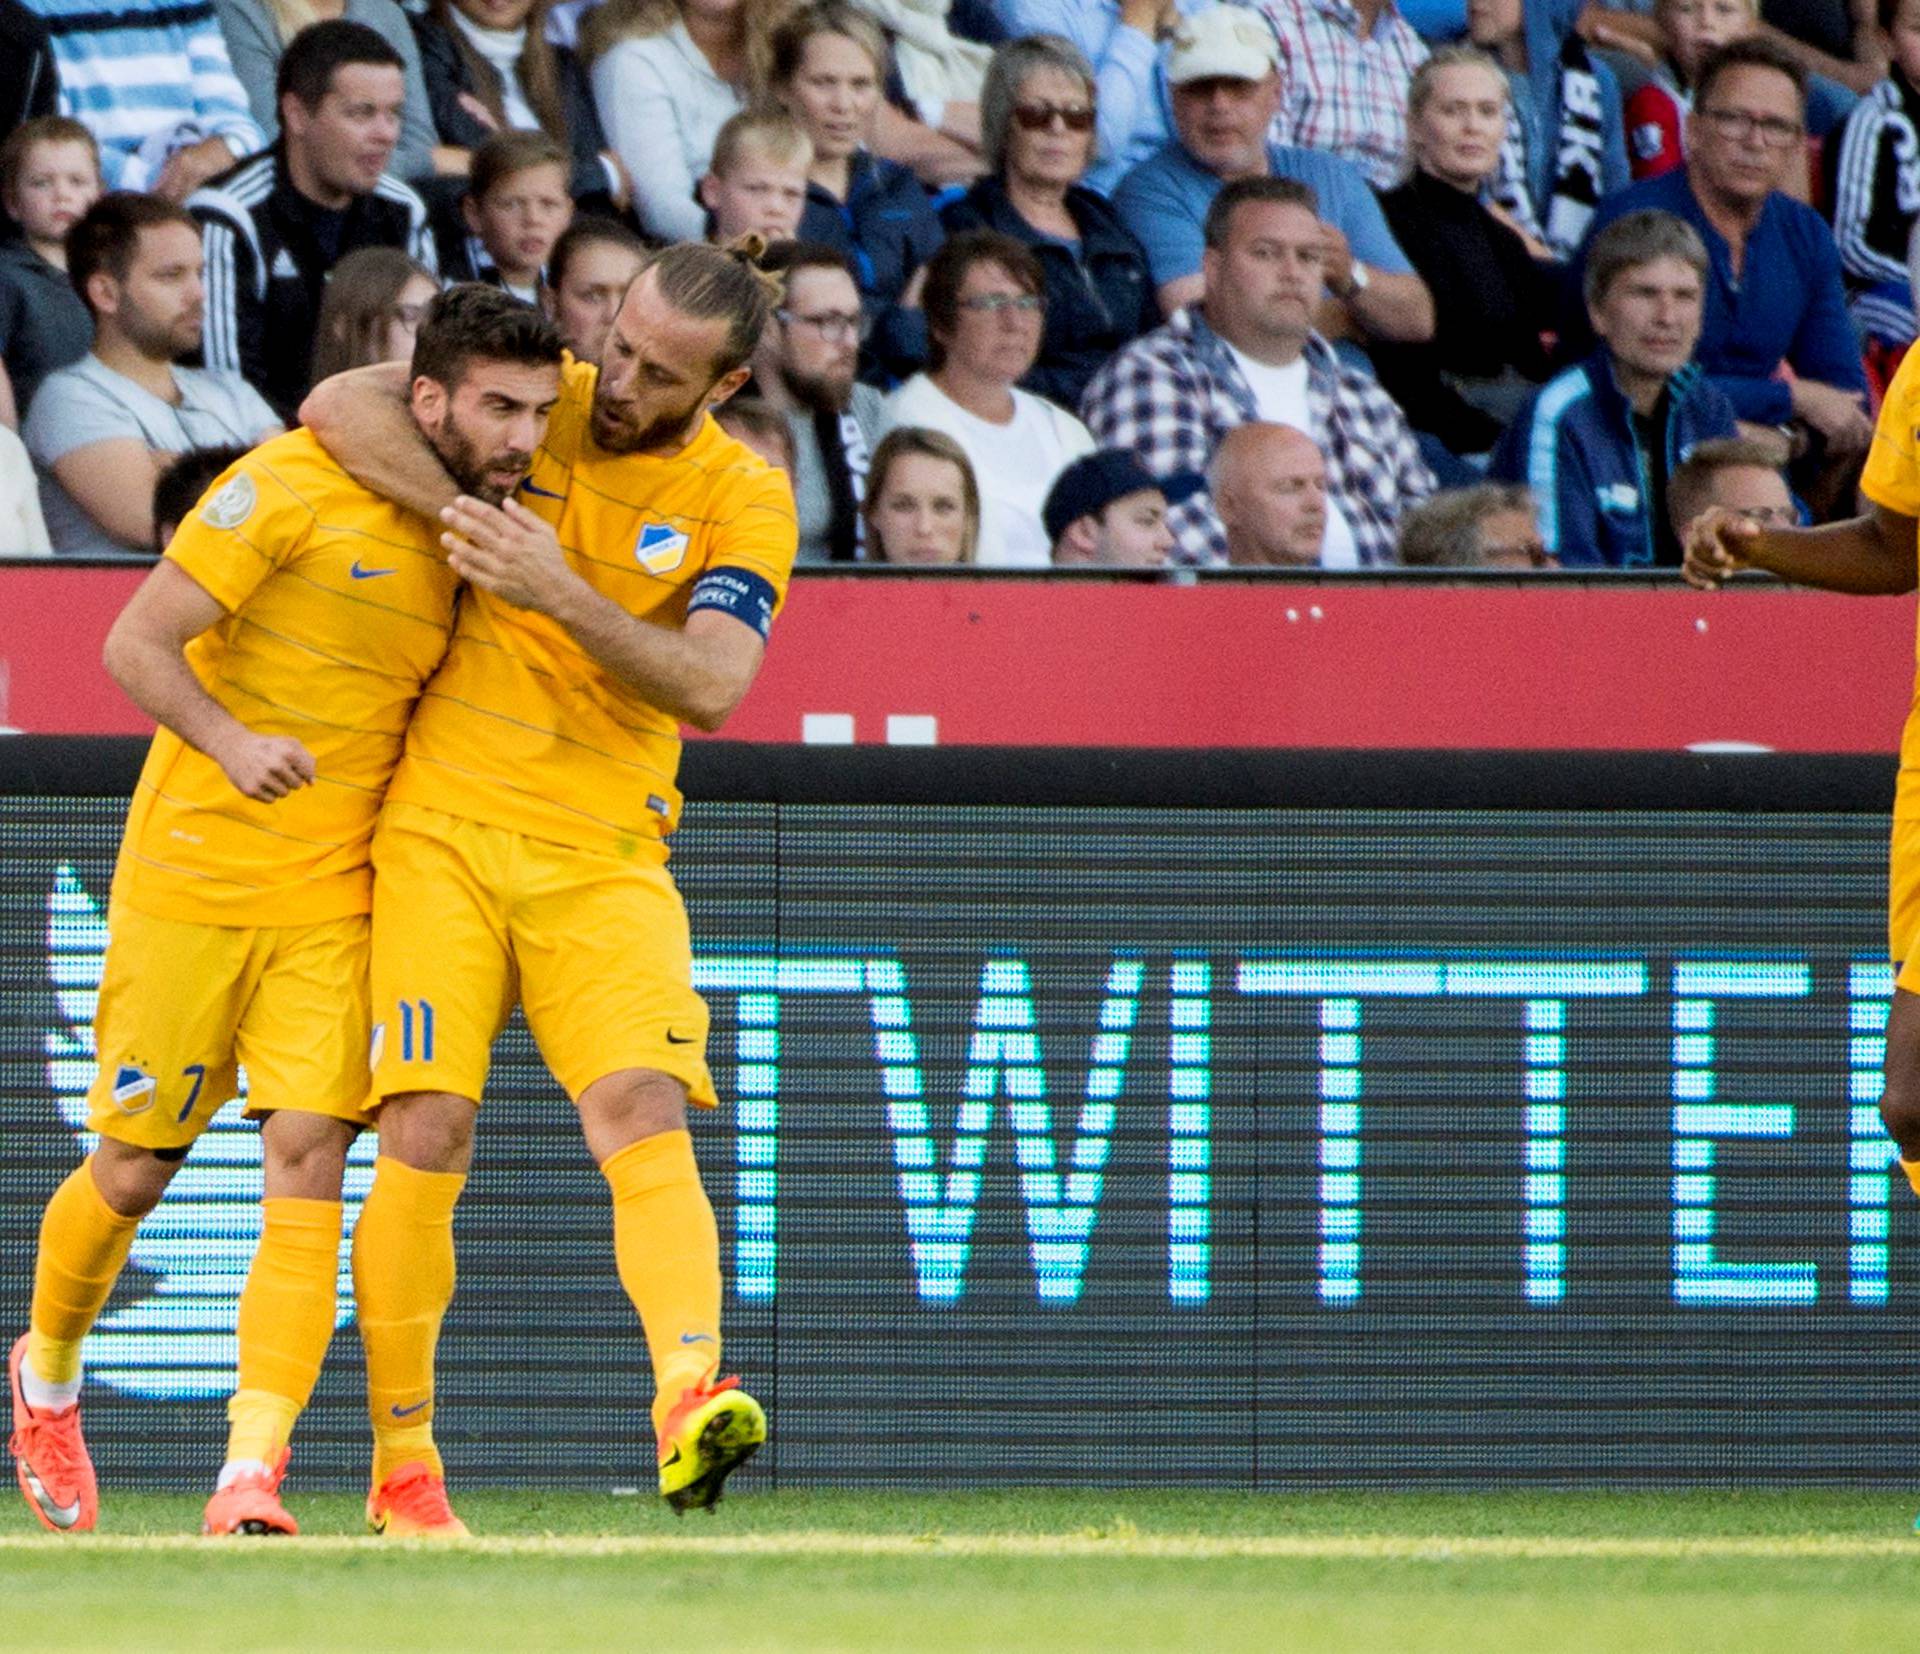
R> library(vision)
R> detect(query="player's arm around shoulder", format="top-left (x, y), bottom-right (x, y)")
top-left (105, 453), bottom-right (320, 801)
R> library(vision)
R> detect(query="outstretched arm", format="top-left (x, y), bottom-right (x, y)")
top-left (103, 559), bottom-right (315, 800)
top-left (1682, 502), bottom-right (1920, 594)
top-left (299, 362), bottom-right (458, 519)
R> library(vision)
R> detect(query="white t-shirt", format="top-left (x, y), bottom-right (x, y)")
top-left (879, 375), bottom-right (1096, 567)
top-left (0, 422), bottom-right (50, 556)
top-left (1223, 342), bottom-right (1359, 569)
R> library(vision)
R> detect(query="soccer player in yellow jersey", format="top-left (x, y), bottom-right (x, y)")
top-left (301, 241), bottom-right (797, 1529)
top-left (1686, 348), bottom-right (1920, 1391)
top-left (6, 288), bottom-right (565, 1538)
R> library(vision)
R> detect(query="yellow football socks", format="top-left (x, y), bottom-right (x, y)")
top-left (25, 1157), bottom-right (141, 1392)
top-left (1903, 1158), bottom-right (1920, 1201)
top-left (602, 1132), bottom-right (723, 1433)
top-left (352, 1157), bottom-right (465, 1484)
top-left (225, 1197), bottom-right (343, 1465)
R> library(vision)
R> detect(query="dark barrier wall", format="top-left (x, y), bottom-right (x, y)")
top-left (0, 741), bottom-right (1912, 1490)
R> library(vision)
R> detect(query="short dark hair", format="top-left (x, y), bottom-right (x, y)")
top-left (548, 216), bottom-right (650, 291)
top-left (467, 128), bottom-right (570, 200)
top-left (277, 19), bottom-right (404, 112)
top-left (153, 446), bottom-right (251, 553)
top-left (1692, 35), bottom-right (1806, 112)
top-left (757, 238), bottom-right (859, 287)
top-left (67, 191), bottom-right (198, 317)
top-left (921, 229), bottom-right (1044, 369)
top-left (1582, 208), bottom-right (1708, 309)
top-left (409, 282), bottom-right (565, 390)
top-left (1203, 174), bottom-right (1319, 250)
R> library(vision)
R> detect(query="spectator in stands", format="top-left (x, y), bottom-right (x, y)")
top-left (863, 424), bottom-right (979, 562)
top-left (990, 0), bottom-right (1188, 195)
top-left (414, 0), bottom-right (617, 201)
top-left (1829, 0), bottom-right (1920, 351)
top-left (582, 0), bottom-right (772, 241)
top-left (1110, 4), bottom-right (1432, 347)
top-left (150, 441), bottom-right (248, 549)
top-left (1248, 0), bottom-right (1430, 191)
top-left (309, 244), bottom-right (438, 383)
top-left (544, 216), bottom-right (645, 361)
top-left (1084, 177), bottom-right (1435, 566)
top-left (1665, 431), bottom-right (1799, 530)
top-left (854, 0), bottom-right (993, 185)
top-left (191, 21), bottom-right (437, 421)
top-left (450, 128), bottom-right (571, 297)
top-left (771, 2), bottom-right (945, 378)
top-left (1397, 481), bottom-right (1552, 566)
top-left (0, 118), bottom-right (100, 429)
top-left (0, 0), bottom-right (58, 144)
top-left (21, 0), bottom-right (265, 199)
top-left (214, 0), bottom-right (439, 182)
top-left (1211, 421), bottom-right (1329, 566)
top-left (1467, 0), bottom-right (1629, 260)
top-left (879, 230), bottom-right (1094, 565)
top-left (700, 109), bottom-right (813, 243)
top-left (1495, 209), bottom-right (1737, 565)
top-left (748, 240), bottom-right (885, 562)
top-left (940, 35), bottom-right (1157, 412)
top-left (0, 421), bottom-right (52, 554)
top-left (1045, 446), bottom-right (1192, 566)
top-left (713, 394), bottom-right (796, 470)
top-left (1375, 47), bottom-right (1558, 465)
top-left (25, 194), bottom-right (279, 556)
top-left (1579, 39), bottom-right (1872, 502)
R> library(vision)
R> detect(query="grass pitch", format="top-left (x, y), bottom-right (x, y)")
top-left (5, 1488), bottom-right (1919, 1651)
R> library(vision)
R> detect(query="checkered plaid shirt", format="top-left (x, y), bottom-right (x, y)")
top-left (1079, 307), bottom-right (1435, 566)
top-left (1244, 0), bottom-right (1429, 192)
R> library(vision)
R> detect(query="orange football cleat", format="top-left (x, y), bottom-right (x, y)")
top-left (366, 1462), bottom-right (470, 1538)
top-left (202, 1449), bottom-right (298, 1536)
top-left (7, 1334), bottom-right (97, 1534)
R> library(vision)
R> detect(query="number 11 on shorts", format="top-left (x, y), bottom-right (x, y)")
top-left (398, 998), bottom-right (435, 1063)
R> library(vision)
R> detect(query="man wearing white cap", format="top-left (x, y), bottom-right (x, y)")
top-left (1111, 2), bottom-right (1433, 342)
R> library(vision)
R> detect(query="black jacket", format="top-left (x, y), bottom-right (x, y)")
top-left (0, 0), bottom-right (56, 144)
top-left (940, 176), bottom-right (1157, 413)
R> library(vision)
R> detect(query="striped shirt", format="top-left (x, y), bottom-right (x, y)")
top-left (1243, 0), bottom-right (1428, 193)
top-left (20, 0), bottom-right (263, 190)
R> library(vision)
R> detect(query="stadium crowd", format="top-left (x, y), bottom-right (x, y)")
top-left (0, 0), bottom-right (1910, 570)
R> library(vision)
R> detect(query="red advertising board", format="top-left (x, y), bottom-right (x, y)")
top-left (1, 565), bottom-right (1910, 752)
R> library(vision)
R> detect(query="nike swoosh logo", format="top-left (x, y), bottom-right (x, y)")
top-left (520, 480), bottom-right (563, 500)
top-left (350, 562), bottom-right (397, 580)
top-left (26, 1472), bottom-right (82, 1529)
top-left (390, 1399), bottom-right (431, 1418)
top-left (679, 1332), bottom-right (717, 1345)
top-left (665, 1031), bottom-right (698, 1045)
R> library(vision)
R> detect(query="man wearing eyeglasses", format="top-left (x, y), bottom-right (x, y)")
top-left (1666, 434), bottom-right (1801, 540)
top-left (747, 240), bottom-right (887, 562)
top-left (1573, 37), bottom-right (1870, 516)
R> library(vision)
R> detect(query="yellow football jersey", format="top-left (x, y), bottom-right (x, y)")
top-left (113, 428), bottom-right (459, 926)
top-left (386, 357), bottom-right (799, 857)
top-left (1859, 347), bottom-right (1920, 819)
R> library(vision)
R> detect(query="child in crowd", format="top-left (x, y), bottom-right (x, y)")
top-left (457, 129), bottom-right (575, 301)
top-left (545, 217), bottom-right (647, 362)
top-left (0, 116), bottom-right (101, 428)
top-left (1831, 0), bottom-right (1920, 356)
top-left (700, 110), bottom-right (814, 245)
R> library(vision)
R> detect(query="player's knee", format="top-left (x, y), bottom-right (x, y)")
top-left (578, 1069), bottom-right (687, 1164)
top-left (260, 1111), bottom-right (356, 1198)
top-left (376, 1090), bottom-right (476, 1174)
top-left (89, 1139), bottom-right (183, 1217)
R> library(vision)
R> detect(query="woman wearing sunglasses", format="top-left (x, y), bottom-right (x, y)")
top-left (939, 34), bottom-right (1157, 411)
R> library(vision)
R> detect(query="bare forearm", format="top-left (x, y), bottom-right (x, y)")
top-left (1756, 21), bottom-right (1884, 93)
top-left (1351, 272), bottom-right (1435, 343)
top-left (549, 582), bottom-right (743, 729)
top-left (1744, 514), bottom-right (1919, 594)
top-left (104, 629), bottom-right (254, 763)
top-left (299, 364), bottom-right (456, 518)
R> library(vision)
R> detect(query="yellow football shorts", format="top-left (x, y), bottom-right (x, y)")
top-left (85, 903), bottom-right (374, 1150)
top-left (367, 801), bottom-right (717, 1108)
top-left (1895, 818), bottom-right (1920, 994)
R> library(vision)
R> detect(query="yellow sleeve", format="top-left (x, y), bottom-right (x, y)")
top-left (703, 462), bottom-right (800, 616)
top-left (163, 448), bottom-right (319, 614)
top-left (1862, 350), bottom-right (1920, 519)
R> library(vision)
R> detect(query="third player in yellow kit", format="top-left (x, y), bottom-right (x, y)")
top-left (306, 241), bottom-right (797, 1531)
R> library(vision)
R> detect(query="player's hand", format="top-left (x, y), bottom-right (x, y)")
top-left (1680, 505), bottom-right (1760, 590)
top-left (442, 495), bottom-right (579, 616)
top-left (216, 731), bottom-right (316, 802)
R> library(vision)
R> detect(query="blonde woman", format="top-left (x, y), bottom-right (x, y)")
top-left (214, 0), bottom-right (442, 178)
top-left (583, 0), bottom-right (783, 240)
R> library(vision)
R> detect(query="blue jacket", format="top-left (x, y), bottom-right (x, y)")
top-left (799, 152), bottom-right (945, 383)
top-left (939, 177), bottom-right (1157, 411)
top-left (1492, 352), bottom-right (1737, 566)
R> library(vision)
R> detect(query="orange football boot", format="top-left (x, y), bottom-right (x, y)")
top-left (7, 1334), bottom-right (97, 1534)
top-left (202, 1448), bottom-right (298, 1536)
top-left (366, 1462), bottom-right (470, 1538)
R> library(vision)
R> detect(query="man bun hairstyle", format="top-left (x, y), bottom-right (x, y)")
top-left (642, 236), bottom-right (785, 379)
top-left (409, 282), bottom-right (565, 390)
top-left (278, 18), bottom-right (405, 112)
